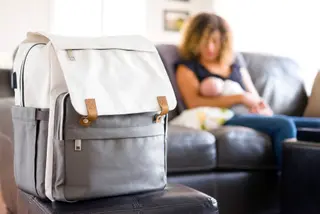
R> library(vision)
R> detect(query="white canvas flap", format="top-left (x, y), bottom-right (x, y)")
top-left (26, 32), bottom-right (177, 116)
top-left (25, 32), bottom-right (156, 52)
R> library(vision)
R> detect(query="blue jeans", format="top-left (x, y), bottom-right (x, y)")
top-left (224, 114), bottom-right (320, 166)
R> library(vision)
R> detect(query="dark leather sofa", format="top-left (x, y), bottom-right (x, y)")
top-left (157, 44), bottom-right (308, 214)
top-left (0, 44), bottom-right (310, 214)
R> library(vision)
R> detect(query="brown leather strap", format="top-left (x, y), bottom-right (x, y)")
top-left (80, 99), bottom-right (98, 126)
top-left (154, 96), bottom-right (169, 123)
top-left (157, 96), bottom-right (169, 116)
top-left (85, 99), bottom-right (98, 121)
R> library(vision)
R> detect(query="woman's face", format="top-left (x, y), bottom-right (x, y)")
top-left (199, 30), bottom-right (221, 62)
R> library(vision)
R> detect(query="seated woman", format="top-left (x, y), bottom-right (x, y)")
top-left (175, 12), bottom-right (320, 166)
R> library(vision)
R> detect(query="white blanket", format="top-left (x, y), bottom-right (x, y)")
top-left (169, 107), bottom-right (234, 131)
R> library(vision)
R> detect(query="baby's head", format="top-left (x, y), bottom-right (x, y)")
top-left (200, 77), bottom-right (224, 97)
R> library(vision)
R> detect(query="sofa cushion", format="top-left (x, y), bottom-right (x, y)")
top-left (210, 126), bottom-right (277, 169)
top-left (167, 125), bottom-right (216, 173)
top-left (167, 124), bottom-right (276, 173)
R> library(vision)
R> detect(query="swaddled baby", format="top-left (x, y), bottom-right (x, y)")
top-left (169, 77), bottom-right (245, 131)
top-left (169, 77), bottom-right (247, 131)
top-left (200, 77), bottom-right (250, 114)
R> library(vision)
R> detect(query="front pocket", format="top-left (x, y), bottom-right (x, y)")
top-left (58, 134), bottom-right (165, 201)
top-left (51, 94), bottom-right (167, 201)
top-left (11, 106), bottom-right (49, 198)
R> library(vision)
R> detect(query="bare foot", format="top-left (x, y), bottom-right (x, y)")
top-left (284, 138), bottom-right (297, 143)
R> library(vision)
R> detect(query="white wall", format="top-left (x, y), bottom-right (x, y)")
top-left (214, 0), bottom-right (320, 64)
top-left (146, 0), bottom-right (214, 44)
top-left (0, 0), bottom-right (50, 68)
top-left (213, 0), bottom-right (320, 92)
top-left (51, 0), bottom-right (102, 37)
top-left (102, 0), bottom-right (147, 36)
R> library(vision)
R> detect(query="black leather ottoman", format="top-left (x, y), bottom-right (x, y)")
top-left (281, 141), bottom-right (320, 214)
top-left (18, 184), bottom-right (219, 214)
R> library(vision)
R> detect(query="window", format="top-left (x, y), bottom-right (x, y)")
top-left (50, 0), bottom-right (146, 37)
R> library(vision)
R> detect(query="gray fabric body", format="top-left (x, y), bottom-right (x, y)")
top-left (11, 106), bottom-right (48, 199)
top-left (11, 93), bottom-right (168, 202)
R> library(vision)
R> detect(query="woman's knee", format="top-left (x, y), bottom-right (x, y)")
top-left (272, 116), bottom-right (297, 138)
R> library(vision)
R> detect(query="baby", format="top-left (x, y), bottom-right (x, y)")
top-left (199, 77), bottom-right (251, 114)
top-left (200, 76), bottom-right (245, 97)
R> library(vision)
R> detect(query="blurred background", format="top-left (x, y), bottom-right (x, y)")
top-left (1, 0), bottom-right (319, 92)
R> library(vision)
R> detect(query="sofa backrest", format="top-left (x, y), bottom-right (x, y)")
top-left (0, 69), bottom-right (14, 98)
top-left (156, 45), bottom-right (184, 120)
top-left (156, 44), bottom-right (308, 117)
top-left (241, 52), bottom-right (308, 116)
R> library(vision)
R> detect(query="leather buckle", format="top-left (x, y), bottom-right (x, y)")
top-left (154, 96), bottom-right (169, 123)
top-left (79, 98), bottom-right (98, 127)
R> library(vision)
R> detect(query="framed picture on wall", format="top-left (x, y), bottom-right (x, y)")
top-left (163, 10), bottom-right (190, 32)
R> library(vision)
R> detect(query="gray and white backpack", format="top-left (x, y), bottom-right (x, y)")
top-left (11, 32), bottom-right (177, 202)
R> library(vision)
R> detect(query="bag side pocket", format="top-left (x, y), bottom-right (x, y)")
top-left (35, 113), bottom-right (49, 199)
top-left (11, 106), bottom-right (49, 198)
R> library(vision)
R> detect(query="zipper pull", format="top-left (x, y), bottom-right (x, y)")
top-left (75, 139), bottom-right (82, 151)
top-left (66, 50), bottom-right (75, 61)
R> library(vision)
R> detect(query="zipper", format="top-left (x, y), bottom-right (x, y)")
top-left (58, 92), bottom-right (82, 151)
top-left (20, 43), bottom-right (46, 106)
top-left (65, 48), bottom-right (149, 61)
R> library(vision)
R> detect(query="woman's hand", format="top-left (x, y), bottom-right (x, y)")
top-left (249, 100), bottom-right (274, 116)
top-left (241, 93), bottom-right (274, 116)
top-left (257, 100), bottom-right (274, 116)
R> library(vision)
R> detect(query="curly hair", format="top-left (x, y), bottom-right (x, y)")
top-left (178, 12), bottom-right (234, 66)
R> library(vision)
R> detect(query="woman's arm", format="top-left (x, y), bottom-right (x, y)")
top-left (176, 65), bottom-right (258, 109)
top-left (240, 67), bottom-right (274, 115)
top-left (240, 67), bottom-right (260, 98)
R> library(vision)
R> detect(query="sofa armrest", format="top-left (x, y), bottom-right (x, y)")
top-left (297, 128), bottom-right (320, 142)
top-left (0, 98), bottom-right (18, 213)
top-left (281, 141), bottom-right (320, 213)
top-left (0, 133), bottom-right (18, 214)
top-left (210, 126), bottom-right (277, 169)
